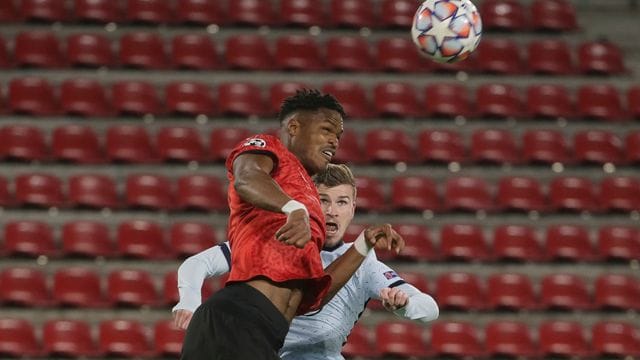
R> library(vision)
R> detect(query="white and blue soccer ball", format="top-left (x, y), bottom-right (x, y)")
top-left (411, 0), bottom-right (483, 63)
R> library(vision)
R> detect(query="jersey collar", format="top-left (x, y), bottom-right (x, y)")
top-left (322, 240), bottom-right (344, 252)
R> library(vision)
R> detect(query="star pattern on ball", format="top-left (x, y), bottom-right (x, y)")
top-left (423, 12), bottom-right (458, 47)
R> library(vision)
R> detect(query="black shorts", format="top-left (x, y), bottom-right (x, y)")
top-left (180, 282), bottom-right (289, 360)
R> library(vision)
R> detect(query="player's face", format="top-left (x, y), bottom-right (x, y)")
top-left (289, 109), bottom-right (343, 175)
top-left (317, 184), bottom-right (356, 247)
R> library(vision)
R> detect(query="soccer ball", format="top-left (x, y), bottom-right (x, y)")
top-left (411, 0), bottom-right (482, 63)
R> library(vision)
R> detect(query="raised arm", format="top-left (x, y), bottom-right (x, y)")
top-left (380, 284), bottom-right (439, 322)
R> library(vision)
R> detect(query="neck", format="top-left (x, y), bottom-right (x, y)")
top-left (322, 240), bottom-right (344, 252)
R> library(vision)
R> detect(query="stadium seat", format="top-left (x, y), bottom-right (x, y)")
top-left (326, 36), bottom-right (375, 72)
top-left (373, 82), bottom-right (422, 118)
top-left (380, 224), bottom-right (436, 262)
top-left (525, 84), bottom-right (574, 119)
top-left (391, 176), bottom-right (440, 213)
top-left (170, 222), bottom-right (217, 257)
top-left (0, 125), bottom-right (47, 162)
top-left (52, 267), bottom-right (104, 307)
top-left (628, 86), bottom-right (640, 119)
top-left (176, 175), bottom-right (227, 212)
top-left (480, 0), bottom-right (527, 31)
top-left (107, 270), bottom-right (158, 307)
top-left (0, 177), bottom-right (11, 206)
top-left (597, 226), bottom-right (640, 262)
top-left (20, 0), bottom-right (66, 22)
top-left (549, 176), bottom-right (598, 212)
top-left (9, 77), bottom-right (58, 115)
top-left (125, 174), bottom-right (173, 210)
top-left (376, 37), bottom-right (427, 72)
top-left (43, 319), bottom-right (97, 357)
top-left (594, 274), bottom-right (640, 311)
top-left (15, 173), bottom-right (64, 208)
top-left (364, 128), bottom-right (413, 163)
top-left (573, 130), bottom-right (623, 164)
top-left (66, 33), bottom-right (114, 67)
top-left (342, 325), bottom-right (377, 358)
top-left (600, 177), bottom-right (640, 212)
top-left (627, 131), bottom-right (640, 163)
top-left (354, 176), bottom-right (385, 212)
top-left (476, 39), bottom-right (523, 74)
top-left (380, 0), bottom-right (415, 28)
top-left (330, 129), bottom-right (363, 164)
top-left (329, 0), bottom-right (374, 28)
top-left (0, 36), bottom-right (10, 68)
top-left (497, 176), bottom-right (546, 212)
top-left (117, 219), bottom-right (168, 259)
top-left (274, 36), bottom-right (324, 71)
top-left (0, 267), bottom-right (49, 306)
top-left (545, 224), bottom-right (596, 262)
top-left (156, 126), bottom-right (206, 162)
top-left (485, 321), bottom-right (537, 358)
top-left (430, 321), bottom-right (484, 358)
top-left (492, 224), bottom-right (544, 262)
top-left (528, 39), bottom-right (573, 74)
top-left (539, 321), bottom-right (591, 358)
top-left (475, 84), bottom-right (523, 118)
top-left (321, 81), bottom-right (374, 119)
top-left (591, 321), bottom-right (640, 358)
top-left (228, 0), bottom-right (275, 26)
top-left (217, 82), bottom-right (267, 117)
top-left (209, 127), bottom-right (251, 162)
top-left (162, 271), bottom-right (180, 305)
top-left (74, 0), bottom-right (120, 23)
top-left (52, 125), bottom-right (103, 163)
top-left (424, 83), bottom-right (472, 118)
top-left (154, 320), bottom-right (185, 357)
top-left (522, 129), bottom-right (571, 164)
top-left (486, 273), bottom-right (538, 311)
top-left (578, 41), bottom-right (625, 75)
top-left (417, 129), bottom-right (466, 163)
top-left (443, 177), bottom-right (493, 212)
top-left (440, 223), bottom-right (489, 261)
top-left (435, 272), bottom-right (485, 310)
top-left (14, 31), bottom-right (64, 68)
top-left (106, 125), bottom-right (156, 163)
top-left (99, 320), bottom-right (152, 357)
top-left (125, 0), bottom-right (171, 24)
top-left (119, 32), bottom-right (167, 69)
top-left (375, 321), bottom-right (428, 357)
top-left (62, 220), bottom-right (113, 258)
top-left (268, 81), bottom-right (312, 115)
top-left (470, 129), bottom-right (519, 164)
top-left (0, 318), bottom-right (40, 358)
top-left (530, 0), bottom-right (577, 31)
top-left (4, 220), bottom-right (55, 257)
top-left (171, 34), bottom-right (220, 70)
top-left (60, 79), bottom-right (110, 117)
top-left (224, 34), bottom-right (272, 70)
top-left (0, 1), bottom-right (18, 22)
top-left (540, 274), bottom-right (592, 310)
top-left (280, 0), bottom-right (324, 27)
top-left (176, 0), bottom-right (225, 25)
top-left (68, 174), bottom-right (118, 209)
top-left (111, 80), bottom-right (161, 116)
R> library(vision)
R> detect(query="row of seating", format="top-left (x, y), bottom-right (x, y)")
top-left (4, 124), bottom-right (640, 165)
top-left (3, 32), bottom-right (624, 75)
top-left (3, 219), bottom-right (638, 262)
top-left (0, 172), bottom-right (638, 213)
top-left (4, 78), bottom-right (639, 120)
top-left (0, 0), bottom-right (577, 32)
top-left (1, 266), bottom-right (638, 311)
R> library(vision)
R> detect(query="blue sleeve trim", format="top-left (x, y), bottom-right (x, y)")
top-left (389, 280), bottom-right (406, 288)
top-left (220, 243), bottom-right (232, 270)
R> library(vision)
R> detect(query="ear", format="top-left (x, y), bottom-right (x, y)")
top-left (287, 116), bottom-right (300, 137)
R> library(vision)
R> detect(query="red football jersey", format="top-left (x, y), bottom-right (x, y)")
top-left (225, 134), bottom-right (331, 314)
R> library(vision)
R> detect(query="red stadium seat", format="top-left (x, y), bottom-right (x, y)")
top-left (497, 176), bottom-right (546, 212)
top-left (68, 174), bottom-right (118, 209)
top-left (52, 125), bottom-right (103, 163)
top-left (531, 0), bottom-right (577, 31)
top-left (470, 129), bottom-right (519, 164)
top-left (126, 0), bottom-right (171, 24)
top-left (545, 224), bottom-right (596, 262)
top-left (322, 81), bottom-right (374, 119)
top-left (578, 41), bottom-right (625, 75)
top-left (486, 273), bottom-right (538, 311)
top-left (0, 267), bottom-right (49, 306)
top-left (528, 39), bottom-right (573, 74)
top-left (549, 176), bottom-right (598, 212)
top-left (60, 79), bottom-right (110, 117)
top-left (0, 1), bottom-right (18, 22)
top-left (574, 130), bottom-right (623, 164)
top-left (156, 126), bottom-right (206, 162)
top-left (170, 222), bottom-right (217, 257)
top-left (540, 274), bottom-right (592, 310)
top-left (594, 274), bottom-right (640, 311)
top-left (435, 272), bottom-right (485, 310)
top-left (53, 267), bottom-right (104, 307)
top-left (225, 34), bottom-right (272, 70)
top-left (0, 177), bottom-right (10, 207)
top-left (330, 129), bottom-right (363, 164)
top-left (280, 0), bottom-right (324, 27)
top-left (526, 84), bottom-right (574, 119)
top-left (598, 226), bottom-right (640, 262)
top-left (364, 128), bottom-right (413, 164)
top-left (592, 321), bottom-right (640, 358)
top-left (176, 0), bottom-right (225, 25)
top-left (268, 82), bottom-right (312, 115)
top-left (444, 177), bottom-right (493, 212)
top-left (417, 129), bottom-right (466, 163)
top-left (485, 321), bottom-right (536, 358)
top-left (43, 319), bottom-right (97, 357)
top-left (391, 176), bottom-right (440, 213)
top-left (0, 318), bottom-right (40, 358)
top-left (0, 125), bottom-right (47, 162)
top-left (117, 219), bottom-right (168, 259)
top-left (600, 177), bottom-right (640, 212)
top-left (354, 176), bottom-right (385, 212)
top-left (375, 321), bottom-right (428, 357)
top-left (14, 31), bottom-right (64, 68)
top-left (228, 0), bottom-right (274, 26)
top-left (480, 0), bottom-right (527, 31)
top-left (373, 82), bottom-right (421, 118)
top-left (111, 80), bottom-right (161, 116)
top-left (171, 34), bottom-right (220, 70)
top-left (0, 36), bottom-right (11, 68)
top-left (176, 175), bottom-right (227, 212)
top-left (275, 36), bottom-right (324, 71)
top-left (125, 174), bottom-right (173, 210)
top-left (492, 224), bottom-right (543, 262)
top-left (66, 33), bottom-right (114, 68)
top-left (440, 224), bottom-right (489, 261)
top-left (431, 321), bottom-right (484, 358)
top-left (378, 224), bottom-right (436, 262)
top-left (522, 129), bottom-right (571, 164)
top-left (74, 0), bottom-right (120, 23)
top-left (15, 173), bottom-right (64, 208)
top-left (209, 127), bottom-right (251, 162)
top-left (4, 220), bottom-right (55, 257)
top-left (628, 86), bottom-right (640, 119)
top-left (627, 131), bottom-right (640, 164)
top-left (107, 270), bottom-right (158, 307)
top-left (376, 37), bottom-right (427, 72)
top-left (476, 39), bottom-right (523, 74)
top-left (424, 83), bottom-right (472, 118)
top-left (8, 77), bottom-right (58, 115)
top-left (217, 82), bottom-right (266, 117)
top-left (119, 32), bottom-right (167, 69)
top-left (326, 36), bottom-right (375, 72)
top-left (342, 325), bottom-right (377, 358)
top-left (20, 0), bottom-right (66, 22)
top-left (539, 321), bottom-right (591, 358)
top-left (329, 0), bottom-right (374, 28)
top-left (154, 320), bottom-right (185, 357)
top-left (380, 0), bottom-right (416, 28)
top-left (106, 125), bottom-right (155, 163)
top-left (99, 320), bottom-right (152, 357)
top-left (62, 221), bottom-right (113, 258)
top-left (475, 84), bottom-right (523, 118)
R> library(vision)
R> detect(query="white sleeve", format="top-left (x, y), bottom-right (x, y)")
top-left (172, 242), bottom-right (232, 313)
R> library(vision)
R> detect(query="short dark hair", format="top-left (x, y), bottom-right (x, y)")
top-left (312, 164), bottom-right (357, 197)
top-left (278, 89), bottom-right (346, 122)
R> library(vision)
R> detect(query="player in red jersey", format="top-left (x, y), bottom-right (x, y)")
top-left (180, 90), bottom-right (404, 360)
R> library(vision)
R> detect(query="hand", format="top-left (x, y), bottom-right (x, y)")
top-left (380, 287), bottom-right (408, 311)
top-left (275, 209), bottom-right (311, 248)
top-left (364, 224), bottom-right (405, 254)
top-left (173, 309), bottom-right (194, 330)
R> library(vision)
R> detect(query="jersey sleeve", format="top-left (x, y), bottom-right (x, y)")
top-left (362, 253), bottom-right (407, 300)
top-left (224, 134), bottom-right (281, 172)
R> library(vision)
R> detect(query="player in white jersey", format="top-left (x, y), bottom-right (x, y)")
top-left (173, 164), bottom-right (439, 360)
